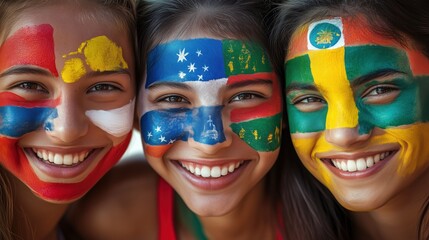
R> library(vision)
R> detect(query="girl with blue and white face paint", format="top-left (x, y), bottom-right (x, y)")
top-left (63, 0), bottom-right (288, 239)
top-left (135, 0), bottom-right (284, 236)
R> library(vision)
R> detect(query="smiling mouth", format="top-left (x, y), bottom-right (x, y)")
top-left (177, 160), bottom-right (246, 178)
top-left (32, 148), bottom-right (93, 166)
top-left (322, 151), bottom-right (395, 172)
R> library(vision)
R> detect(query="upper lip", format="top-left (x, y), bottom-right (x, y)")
top-left (172, 159), bottom-right (250, 166)
top-left (316, 145), bottom-right (400, 161)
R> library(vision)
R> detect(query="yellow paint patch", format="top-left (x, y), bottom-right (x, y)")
top-left (308, 47), bottom-right (359, 129)
top-left (62, 58), bottom-right (86, 83)
top-left (291, 122), bottom-right (429, 190)
top-left (61, 36), bottom-right (128, 83)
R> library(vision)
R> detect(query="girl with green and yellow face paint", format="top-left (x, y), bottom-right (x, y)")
top-left (271, 0), bottom-right (429, 239)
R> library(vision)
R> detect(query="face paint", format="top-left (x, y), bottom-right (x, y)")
top-left (0, 92), bottom-right (59, 137)
top-left (0, 24), bottom-right (58, 76)
top-left (86, 98), bottom-right (135, 137)
top-left (62, 35), bottom-right (129, 83)
top-left (141, 38), bottom-right (281, 157)
top-left (285, 16), bottom-right (429, 209)
top-left (0, 20), bottom-right (134, 202)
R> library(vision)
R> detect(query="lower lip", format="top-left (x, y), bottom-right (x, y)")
top-left (324, 151), bottom-right (397, 179)
top-left (26, 148), bottom-right (103, 179)
top-left (174, 161), bottom-right (250, 191)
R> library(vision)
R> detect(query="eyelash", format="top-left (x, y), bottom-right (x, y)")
top-left (229, 92), bottom-right (264, 103)
top-left (157, 94), bottom-right (190, 104)
top-left (362, 85), bottom-right (398, 98)
top-left (87, 83), bottom-right (122, 93)
top-left (292, 95), bottom-right (325, 105)
top-left (12, 81), bottom-right (49, 94)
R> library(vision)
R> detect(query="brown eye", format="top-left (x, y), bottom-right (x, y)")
top-left (230, 92), bottom-right (263, 103)
top-left (16, 82), bottom-right (48, 93)
top-left (87, 83), bottom-right (120, 93)
top-left (159, 95), bottom-right (190, 103)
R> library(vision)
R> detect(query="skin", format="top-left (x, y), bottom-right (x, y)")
top-left (0, 2), bottom-right (134, 239)
top-left (139, 36), bottom-right (282, 239)
top-left (285, 16), bottom-right (429, 239)
top-left (67, 34), bottom-right (282, 240)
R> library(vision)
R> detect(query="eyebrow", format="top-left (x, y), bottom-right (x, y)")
top-left (226, 79), bottom-right (273, 89)
top-left (351, 69), bottom-right (406, 87)
top-left (285, 82), bottom-right (318, 94)
top-left (83, 69), bottom-right (131, 79)
top-left (0, 65), bottom-right (53, 78)
top-left (147, 81), bottom-right (192, 91)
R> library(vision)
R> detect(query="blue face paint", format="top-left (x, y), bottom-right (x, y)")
top-left (0, 106), bottom-right (58, 137)
top-left (141, 106), bottom-right (225, 146)
top-left (146, 38), bottom-right (227, 88)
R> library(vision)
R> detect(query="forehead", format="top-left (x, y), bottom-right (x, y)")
top-left (286, 17), bottom-right (429, 77)
top-left (8, 4), bottom-right (128, 51)
top-left (145, 38), bottom-right (272, 87)
top-left (287, 17), bottom-right (401, 60)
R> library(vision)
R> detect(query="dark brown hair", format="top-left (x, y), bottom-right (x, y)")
top-left (270, 0), bottom-right (429, 239)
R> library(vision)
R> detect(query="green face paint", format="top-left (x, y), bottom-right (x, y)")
top-left (285, 45), bottom-right (428, 134)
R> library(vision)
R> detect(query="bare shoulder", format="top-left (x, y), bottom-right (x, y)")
top-left (66, 158), bottom-right (159, 239)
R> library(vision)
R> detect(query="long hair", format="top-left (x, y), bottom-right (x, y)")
top-left (0, 0), bottom-right (137, 238)
top-left (0, 168), bottom-right (14, 240)
top-left (137, 0), bottom-right (286, 235)
top-left (270, 0), bottom-right (429, 239)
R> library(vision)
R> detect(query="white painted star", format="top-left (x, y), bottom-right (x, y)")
top-left (198, 75), bottom-right (203, 81)
top-left (155, 126), bottom-right (161, 132)
top-left (147, 132), bottom-right (153, 139)
top-left (196, 50), bottom-right (202, 56)
top-left (169, 139), bottom-right (176, 144)
top-left (159, 135), bottom-right (166, 142)
top-left (177, 48), bottom-right (189, 62)
top-left (188, 63), bottom-right (196, 72)
top-left (203, 65), bottom-right (209, 72)
top-left (179, 71), bottom-right (186, 79)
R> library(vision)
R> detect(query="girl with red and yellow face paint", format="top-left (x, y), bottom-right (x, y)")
top-left (271, 0), bottom-right (429, 239)
top-left (0, 1), bottom-right (136, 239)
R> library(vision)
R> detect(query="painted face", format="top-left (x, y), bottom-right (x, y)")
top-left (285, 17), bottom-right (429, 210)
top-left (0, 8), bottom-right (135, 202)
top-left (138, 38), bottom-right (281, 215)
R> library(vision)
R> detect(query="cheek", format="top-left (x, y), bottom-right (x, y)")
top-left (384, 123), bottom-right (429, 175)
top-left (85, 98), bottom-right (135, 139)
top-left (0, 92), bottom-right (59, 138)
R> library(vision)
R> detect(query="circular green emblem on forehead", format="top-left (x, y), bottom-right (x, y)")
top-left (309, 22), bottom-right (342, 49)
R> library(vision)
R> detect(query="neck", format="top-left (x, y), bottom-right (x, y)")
top-left (12, 176), bottom-right (69, 240)
top-left (352, 172), bottom-right (429, 240)
top-left (181, 180), bottom-right (277, 240)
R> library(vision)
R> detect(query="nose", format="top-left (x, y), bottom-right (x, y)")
top-left (325, 127), bottom-right (370, 148)
top-left (188, 133), bottom-right (233, 155)
top-left (187, 106), bottom-right (233, 154)
top-left (46, 96), bottom-right (89, 143)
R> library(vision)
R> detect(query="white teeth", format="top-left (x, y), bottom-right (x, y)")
top-left (330, 151), bottom-right (392, 172)
top-left (32, 148), bottom-right (90, 166)
top-left (347, 160), bottom-right (356, 172)
top-left (180, 161), bottom-right (245, 178)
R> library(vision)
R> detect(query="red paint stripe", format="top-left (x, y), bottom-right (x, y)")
top-left (0, 24), bottom-right (58, 76)
top-left (342, 17), bottom-right (399, 47)
top-left (408, 50), bottom-right (429, 76)
top-left (229, 72), bottom-right (282, 123)
top-left (287, 26), bottom-right (309, 60)
top-left (0, 133), bottom-right (131, 201)
top-left (0, 92), bottom-right (60, 108)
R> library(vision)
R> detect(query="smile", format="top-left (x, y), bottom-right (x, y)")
top-left (324, 151), bottom-right (394, 172)
top-left (32, 148), bottom-right (92, 166)
top-left (178, 160), bottom-right (245, 178)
